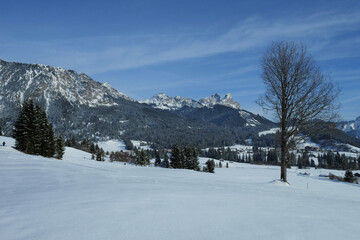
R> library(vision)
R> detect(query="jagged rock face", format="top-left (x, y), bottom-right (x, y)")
top-left (141, 93), bottom-right (241, 111)
top-left (199, 93), bottom-right (241, 110)
top-left (0, 59), bottom-right (132, 113)
top-left (338, 116), bottom-right (360, 139)
top-left (139, 93), bottom-right (202, 110)
top-left (0, 59), bottom-right (137, 139)
top-left (141, 93), bottom-right (273, 128)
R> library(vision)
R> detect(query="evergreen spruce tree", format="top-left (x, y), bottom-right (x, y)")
top-left (184, 146), bottom-right (193, 169)
top-left (226, 162), bottom-right (229, 168)
top-left (155, 150), bottom-right (161, 167)
top-left (32, 105), bottom-right (43, 155)
top-left (170, 144), bottom-right (182, 169)
top-left (205, 159), bottom-right (215, 173)
top-left (24, 100), bottom-right (36, 154)
top-left (191, 147), bottom-right (200, 171)
top-left (13, 99), bottom-right (56, 158)
top-left (47, 124), bottom-right (56, 157)
top-left (90, 143), bottom-right (95, 154)
top-left (13, 101), bottom-right (28, 152)
top-left (36, 105), bottom-right (53, 156)
top-left (344, 170), bottom-right (354, 183)
top-left (55, 135), bottom-right (65, 160)
top-left (13, 99), bottom-right (35, 153)
top-left (162, 153), bottom-right (170, 168)
top-left (96, 151), bottom-right (102, 161)
top-left (136, 149), bottom-right (149, 166)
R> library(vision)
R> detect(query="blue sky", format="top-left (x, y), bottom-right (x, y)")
top-left (1, 0), bottom-right (359, 120)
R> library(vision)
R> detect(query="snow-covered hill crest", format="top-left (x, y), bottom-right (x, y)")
top-left (141, 93), bottom-right (241, 111)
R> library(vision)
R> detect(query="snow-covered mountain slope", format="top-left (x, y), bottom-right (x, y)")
top-left (141, 93), bottom-right (241, 111)
top-left (140, 93), bottom-right (271, 128)
top-left (1, 136), bottom-right (360, 240)
top-left (174, 104), bottom-right (274, 129)
top-left (199, 93), bottom-right (241, 110)
top-left (0, 59), bottom-right (132, 111)
top-left (139, 93), bottom-right (202, 110)
top-left (1, 59), bottom-right (256, 147)
top-left (338, 116), bottom-right (360, 139)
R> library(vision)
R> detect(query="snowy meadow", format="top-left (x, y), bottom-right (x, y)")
top-left (0, 136), bottom-right (359, 240)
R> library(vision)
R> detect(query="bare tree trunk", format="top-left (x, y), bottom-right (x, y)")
top-left (280, 155), bottom-right (287, 182)
top-left (281, 81), bottom-right (287, 182)
top-left (281, 101), bottom-right (287, 182)
top-left (280, 131), bottom-right (287, 182)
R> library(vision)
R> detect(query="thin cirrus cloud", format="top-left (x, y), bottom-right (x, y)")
top-left (341, 95), bottom-right (360, 104)
top-left (2, 9), bottom-right (358, 75)
top-left (89, 10), bottom-right (360, 72)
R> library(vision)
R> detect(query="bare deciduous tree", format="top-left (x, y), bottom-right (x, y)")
top-left (257, 42), bottom-right (339, 182)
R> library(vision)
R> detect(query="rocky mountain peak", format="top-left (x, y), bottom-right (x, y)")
top-left (140, 93), bottom-right (201, 110)
top-left (199, 93), bottom-right (241, 110)
top-left (141, 93), bottom-right (242, 111)
top-left (0, 59), bottom-right (133, 120)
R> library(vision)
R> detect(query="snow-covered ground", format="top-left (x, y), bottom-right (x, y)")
top-left (258, 127), bottom-right (279, 136)
top-left (131, 140), bottom-right (152, 150)
top-left (1, 135), bottom-right (359, 240)
top-left (97, 139), bottom-right (127, 152)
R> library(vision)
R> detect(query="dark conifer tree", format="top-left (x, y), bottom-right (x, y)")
top-left (13, 100), bottom-right (29, 152)
top-left (205, 159), bottom-right (215, 173)
top-left (184, 146), bottom-right (193, 169)
top-left (32, 105), bottom-right (43, 155)
top-left (344, 170), bottom-right (354, 183)
top-left (13, 99), bottom-right (56, 157)
top-left (96, 151), bottom-right (102, 161)
top-left (162, 153), bottom-right (170, 168)
top-left (47, 124), bottom-right (56, 157)
top-left (191, 147), bottom-right (200, 171)
top-left (55, 135), bottom-right (65, 160)
top-left (183, 147), bottom-right (199, 170)
top-left (136, 149), bottom-right (149, 166)
top-left (170, 144), bottom-right (182, 169)
top-left (155, 150), bottom-right (161, 167)
top-left (90, 143), bottom-right (95, 154)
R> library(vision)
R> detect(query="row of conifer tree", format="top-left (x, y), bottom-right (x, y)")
top-left (13, 99), bottom-right (64, 159)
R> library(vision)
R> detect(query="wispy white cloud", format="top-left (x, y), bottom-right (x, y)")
top-left (341, 95), bottom-right (360, 104)
top-left (1, 9), bottom-right (359, 75)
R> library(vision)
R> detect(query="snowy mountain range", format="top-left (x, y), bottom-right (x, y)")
top-left (140, 93), bottom-right (241, 111)
top-left (0, 59), bottom-right (274, 148)
top-left (338, 116), bottom-right (360, 139)
top-left (140, 93), bottom-right (269, 127)
top-left (1, 58), bottom-right (358, 148)
top-left (0, 59), bottom-right (132, 111)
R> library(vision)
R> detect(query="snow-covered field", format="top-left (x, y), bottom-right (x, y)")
top-left (96, 139), bottom-right (152, 153)
top-left (97, 139), bottom-right (127, 152)
top-left (1, 136), bottom-right (359, 240)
